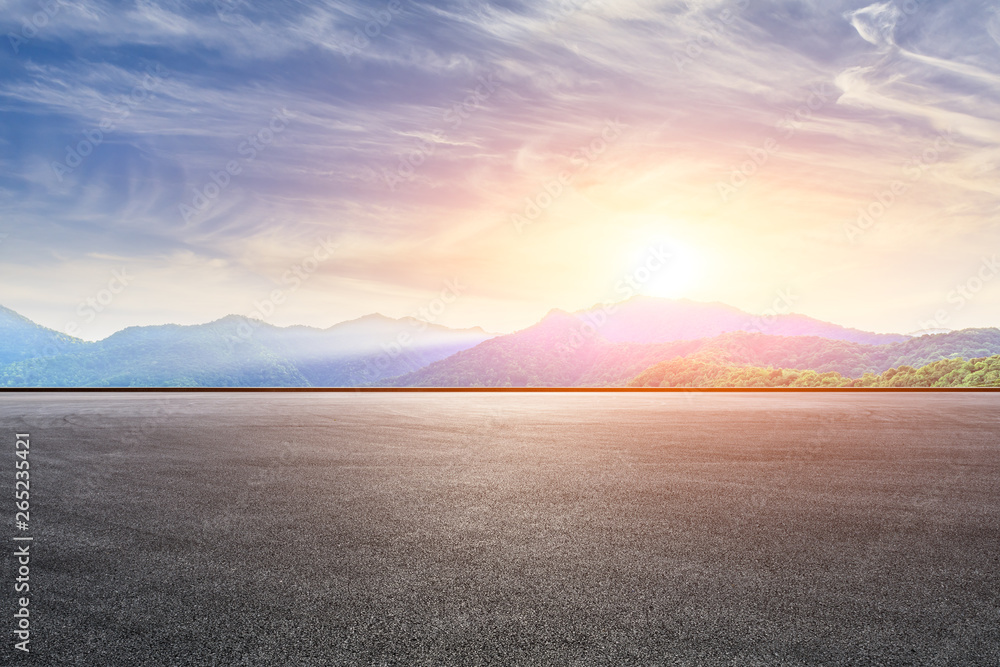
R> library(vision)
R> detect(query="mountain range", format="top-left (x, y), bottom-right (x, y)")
top-left (1, 298), bottom-right (997, 387)
top-left (389, 308), bottom-right (1000, 387)
top-left (569, 297), bottom-right (908, 345)
top-left (0, 308), bottom-right (493, 387)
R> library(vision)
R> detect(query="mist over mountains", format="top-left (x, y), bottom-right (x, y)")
top-left (0, 306), bottom-right (86, 366)
top-left (0, 307), bottom-right (493, 387)
top-left (1, 298), bottom-right (997, 388)
top-left (390, 309), bottom-right (1000, 387)
top-left (569, 297), bottom-right (908, 346)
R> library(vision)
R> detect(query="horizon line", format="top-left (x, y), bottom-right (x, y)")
top-left (2, 387), bottom-right (998, 393)
top-left (2, 296), bottom-right (974, 344)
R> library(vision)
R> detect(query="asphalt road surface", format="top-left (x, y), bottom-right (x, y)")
top-left (1, 392), bottom-right (998, 666)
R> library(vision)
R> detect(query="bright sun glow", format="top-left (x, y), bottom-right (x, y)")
top-left (620, 226), bottom-right (706, 300)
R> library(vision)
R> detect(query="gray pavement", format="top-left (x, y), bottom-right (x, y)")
top-left (1, 392), bottom-right (998, 665)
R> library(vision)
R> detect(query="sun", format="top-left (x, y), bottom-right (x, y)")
top-left (622, 235), bottom-right (705, 300)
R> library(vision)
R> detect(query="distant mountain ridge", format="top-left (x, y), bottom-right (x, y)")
top-left (390, 308), bottom-right (1000, 386)
top-left (0, 305), bottom-right (85, 365)
top-left (0, 309), bottom-right (495, 387)
top-left (2, 299), bottom-right (996, 388)
top-left (569, 297), bottom-right (908, 345)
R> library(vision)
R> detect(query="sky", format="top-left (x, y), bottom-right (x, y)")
top-left (0, 0), bottom-right (998, 341)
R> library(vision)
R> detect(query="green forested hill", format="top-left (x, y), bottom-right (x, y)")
top-left (628, 354), bottom-right (1000, 388)
top-left (0, 305), bottom-right (86, 366)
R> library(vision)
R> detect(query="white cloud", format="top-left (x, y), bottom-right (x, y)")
top-left (845, 1), bottom-right (900, 49)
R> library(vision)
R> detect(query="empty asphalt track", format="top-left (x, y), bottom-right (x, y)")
top-left (1, 392), bottom-right (998, 665)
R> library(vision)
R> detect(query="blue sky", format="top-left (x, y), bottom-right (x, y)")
top-left (1, 0), bottom-right (998, 340)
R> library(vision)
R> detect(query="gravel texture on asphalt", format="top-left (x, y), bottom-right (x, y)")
top-left (1, 392), bottom-right (998, 666)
